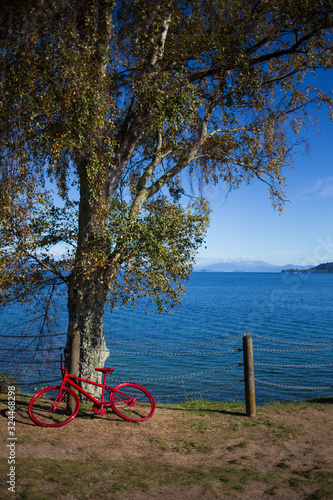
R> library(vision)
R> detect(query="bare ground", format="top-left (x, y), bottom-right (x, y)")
top-left (0, 393), bottom-right (333, 499)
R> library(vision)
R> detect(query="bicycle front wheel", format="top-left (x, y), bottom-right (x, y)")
top-left (110, 383), bottom-right (155, 422)
top-left (28, 386), bottom-right (80, 427)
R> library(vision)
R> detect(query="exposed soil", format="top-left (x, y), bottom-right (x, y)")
top-left (0, 393), bottom-right (332, 499)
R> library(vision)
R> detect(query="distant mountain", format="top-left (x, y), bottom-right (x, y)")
top-left (282, 262), bottom-right (333, 273)
top-left (194, 260), bottom-right (310, 273)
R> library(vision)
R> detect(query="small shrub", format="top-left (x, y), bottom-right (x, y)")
top-left (0, 371), bottom-right (16, 392)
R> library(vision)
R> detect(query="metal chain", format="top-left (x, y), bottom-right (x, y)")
top-left (18, 378), bottom-right (62, 387)
top-left (79, 345), bottom-right (332, 354)
top-left (134, 363), bottom-right (243, 382)
top-left (254, 348), bottom-right (333, 352)
top-left (153, 380), bottom-right (244, 399)
top-left (105, 335), bottom-right (244, 349)
top-left (8, 331), bottom-right (329, 395)
top-left (104, 348), bottom-right (242, 356)
top-left (255, 362), bottom-right (333, 368)
top-left (78, 345), bottom-right (242, 355)
top-left (252, 334), bottom-right (333, 346)
top-left (0, 360), bottom-right (59, 364)
top-left (0, 332), bottom-right (66, 338)
top-left (255, 378), bottom-right (332, 390)
top-left (78, 361), bottom-right (243, 382)
top-left (120, 364), bottom-right (243, 383)
top-left (0, 346), bottom-right (64, 352)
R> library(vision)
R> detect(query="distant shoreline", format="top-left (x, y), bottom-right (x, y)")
top-left (193, 269), bottom-right (333, 273)
top-left (281, 262), bottom-right (333, 274)
top-left (194, 261), bottom-right (333, 273)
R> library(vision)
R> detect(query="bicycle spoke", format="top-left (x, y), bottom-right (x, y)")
top-left (28, 386), bottom-right (80, 427)
top-left (110, 383), bottom-right (155, 422)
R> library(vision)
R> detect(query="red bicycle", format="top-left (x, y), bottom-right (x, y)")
top-left (28, 356), bottom-right (155, 427)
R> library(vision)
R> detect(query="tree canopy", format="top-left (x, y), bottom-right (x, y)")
top-left (1, 0), bottom-right (333, 375)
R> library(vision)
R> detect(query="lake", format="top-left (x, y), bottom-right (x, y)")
top-left (1, 272), bottom-right (332, 404)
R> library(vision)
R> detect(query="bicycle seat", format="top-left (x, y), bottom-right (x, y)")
top-left (95, 367), bottom-right (114, 374)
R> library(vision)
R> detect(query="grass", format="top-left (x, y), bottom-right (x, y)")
top-left (289, 468), bottom-right (333, 500)
top-left (0, 394), bottom-right (332, 499)
top-left (180, 398), bottom-right (245, 415)
top-left (0, 457), bottom-right (283, 499)
top-left (1, 460), bottom-right (328, 500)
top-left (150, 435), bottom-right (212, 454)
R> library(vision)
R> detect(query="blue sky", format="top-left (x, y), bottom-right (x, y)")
top-left (195, 71), bottom-right (333, 268)
top-left (50, 71), bottom-right (333, 269)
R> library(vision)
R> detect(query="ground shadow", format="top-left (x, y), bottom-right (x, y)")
top-left (155, 403), bottom-right (247, 417)
top-left (0, 393), bottom-right (35, 426)
top-left (307, 396), bottom-right (333, 404)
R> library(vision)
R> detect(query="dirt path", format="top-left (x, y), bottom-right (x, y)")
top-left (1, 394), bottom-right (332, 499)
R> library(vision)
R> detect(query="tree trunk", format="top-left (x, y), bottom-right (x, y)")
top-left (66, 271), bottom-right (110, 398)
top-left (65, 154), bottom-right (111, 398)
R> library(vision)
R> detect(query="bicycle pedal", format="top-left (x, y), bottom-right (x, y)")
top-left (92, 405), bottom-right (107, 416)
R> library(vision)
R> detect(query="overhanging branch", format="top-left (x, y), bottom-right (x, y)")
top-left (22, 249), bottom-right (65, 282)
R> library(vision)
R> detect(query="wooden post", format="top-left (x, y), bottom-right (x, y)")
top-left (243, 334), bottom-right (256, 417)
top-left (68, 331), bottom-right (80, 411)
top-left (70, 331), bottom-right (80, 378)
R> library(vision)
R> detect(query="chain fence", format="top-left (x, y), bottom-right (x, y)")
top-left (250, 334), bottom-right (333, 400)
top-left (0, 330), bottom-right (66, 391)
top-left (76, 332), bottom-right (245, 402)
top-left (0, 331), bottom-right (332, 405)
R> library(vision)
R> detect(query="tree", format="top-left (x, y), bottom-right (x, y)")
top-left (1, 0), bottom-right (333, 387)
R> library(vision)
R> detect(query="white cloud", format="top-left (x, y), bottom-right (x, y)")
top-left (302, 177), bottom-right (333, 200)
top-left (194, 254), bottom-right (257, 267)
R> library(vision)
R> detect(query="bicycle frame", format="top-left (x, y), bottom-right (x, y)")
top-left (59, 356), bottom-right (123, 407)
top-left (28, 355), bottom-right (155, 427)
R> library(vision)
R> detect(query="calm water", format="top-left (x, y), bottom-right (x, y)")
top-left (1, 272), bottom-right (332, 404)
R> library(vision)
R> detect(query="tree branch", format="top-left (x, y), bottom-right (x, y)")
top-left (109, 7), bottom-right (173, 198)
top-left (249, 29), bottom-right (318, 66)
top-left (37, 278), bottom-right (57, 338)
top-left (136, 132), bottom-right (171, 191)
top-left (22, 249), bottom-right (65, 282)
top-left (144, 101), bottom-right (216, 199)
top-left (187, 25), bottom-right (326, 85)
top-left (96, 0), bottom-right (114, 74)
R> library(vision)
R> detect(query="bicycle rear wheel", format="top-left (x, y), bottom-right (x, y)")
top-left (28, 386), bottom-right (80, 427)
top-left (110, 383), bottom-right (155, 422)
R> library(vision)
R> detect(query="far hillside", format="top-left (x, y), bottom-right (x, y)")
top-left (282, 262), bottom-right (333, 273)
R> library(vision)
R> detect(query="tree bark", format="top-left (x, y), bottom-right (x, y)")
top-left (65, 155), bottom-right (111, 397)
top-left (66, 271), bottom-right (110, 398)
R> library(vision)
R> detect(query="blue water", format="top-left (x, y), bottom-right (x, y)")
top-left (1, 272), bottom-right (332, 404)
